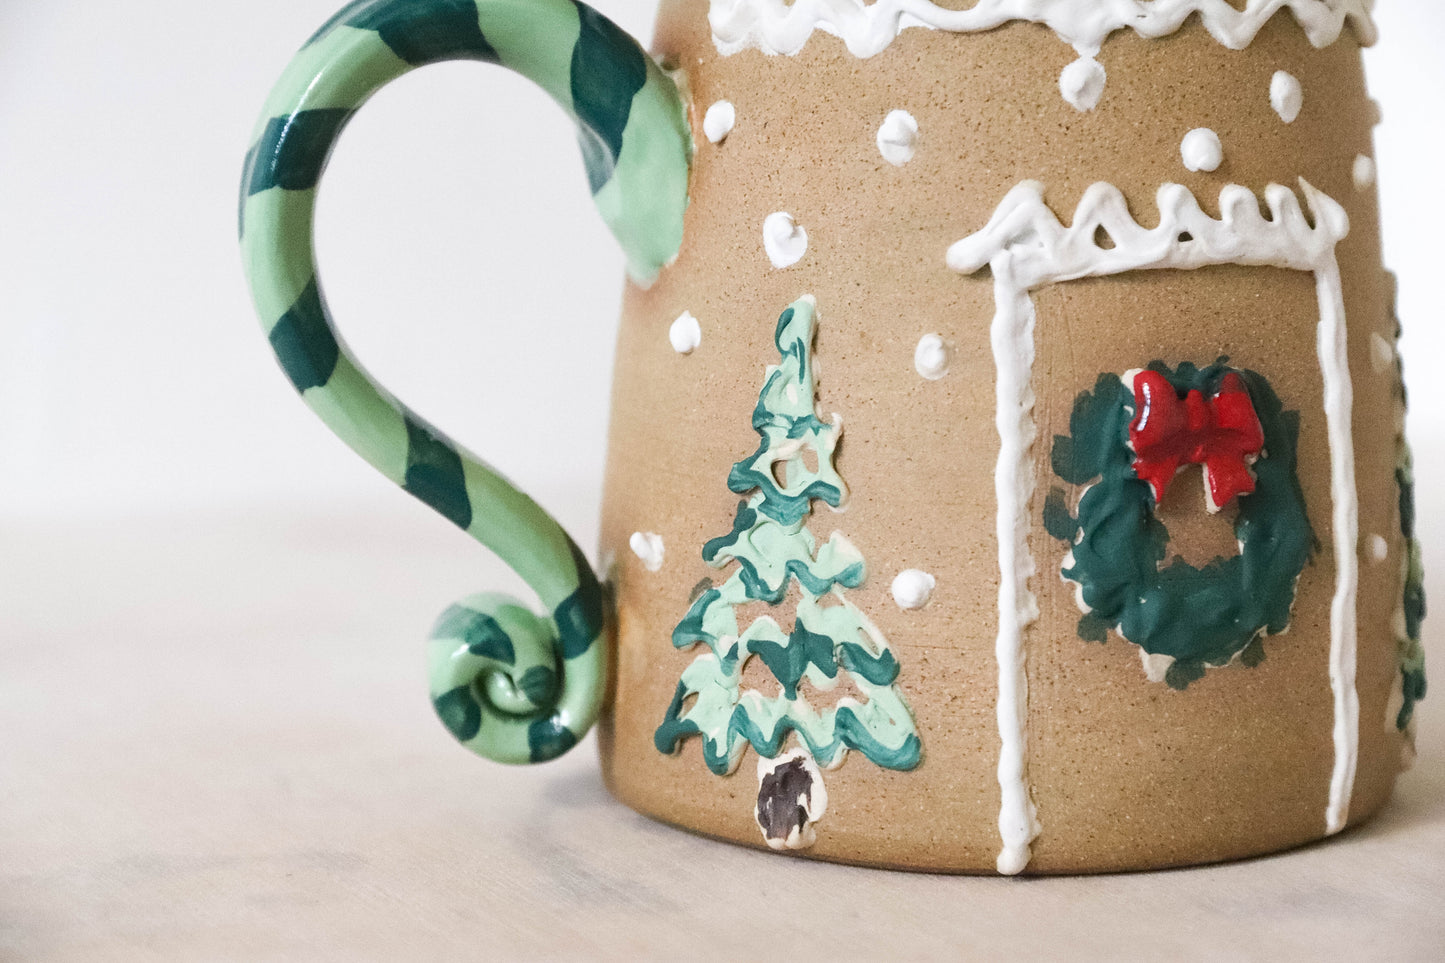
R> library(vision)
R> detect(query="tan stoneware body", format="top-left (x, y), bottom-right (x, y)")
top-left (596, 1), bottom-right (1411, 873)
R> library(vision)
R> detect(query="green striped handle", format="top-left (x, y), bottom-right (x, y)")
top-left (239, 0), bottom-right (691, 764)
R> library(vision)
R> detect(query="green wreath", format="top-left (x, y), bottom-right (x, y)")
top-left (1043, 361), bottom-right (1314, 690)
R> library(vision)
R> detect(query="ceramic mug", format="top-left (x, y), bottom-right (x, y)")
top-left (242, 0), bottom-right (1425, 874)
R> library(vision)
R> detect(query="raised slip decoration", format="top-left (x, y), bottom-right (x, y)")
top-left (1381, 284), bottom-right (1427, 742)
top-left (1180, 128), bottom-right (1224, 173)
top-left (1395, 446), bottom-right (1427, 735)
top-left (1270, 70), bottom-right (1304, 123)
top-left (1125, 369), bottom-right (1264, 514)
top-left (654, 296), bottom-right (922, 850)
top-left (948, 178), bottom-right (1359, 874)
top-left (764, 212), bottom-right (809, 268)
top-left (704, 99), bottom-right (737, 143)
top-left (708, 0), bottom-right (1376, 57)
top-left (708, 0), bottom-right (1375, 110)
top-left (1045, 362), bottom-right (1312, 689)
top-left (876, 109), bottom-right (919, 165)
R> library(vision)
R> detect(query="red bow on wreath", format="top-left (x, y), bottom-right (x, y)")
top-left (1128, 370), bottom-right (1264, 512)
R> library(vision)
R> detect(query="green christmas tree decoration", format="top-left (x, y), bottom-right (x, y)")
top-left (1395, 447), bottom-right (1427, 731)
top-left (1385, 296), bottom-right (1425, 733)
top-left (654, 296), bottom-right (922, 777)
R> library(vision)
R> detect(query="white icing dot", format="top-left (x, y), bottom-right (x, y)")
top-left (1368, 534), bottom-right (1389, 563)
top-left (1059, 56), bottom-right (1106, 112)
top-left (876, 109), bottom-right (918, 166)
top-left (914, 334), bottom-right (950, 380)
top-left (1180, 128), bottom-right (1223, 172)
top-left (1370, 331), bottom-right (1395, 373)
top-left (763, 212), bottom-right (808, 268)
top-left (1353, 154), bottom-right (1376, 190)
top-left (669, 311), bottom-right (701, 354)
top-left (703, 100), bottom-right (735, 144)
top-left (1270, 70), bottom-right (1303, 123)
top-left (891, 569), bottom-right (936, 610)
top-left (628, 531), bottom-right (665, 572)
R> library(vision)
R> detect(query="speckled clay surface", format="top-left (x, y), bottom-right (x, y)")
top-left (597, 2), bottom-right (1412, 873)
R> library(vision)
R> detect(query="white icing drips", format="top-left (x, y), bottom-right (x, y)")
top-left (950, 177), bottom-right (1358, 867)
top-left (1270, 70), bottom-right (1303, 123)
top-left (949, 180), bottom-right (1349, 282)
top-left (891, 569), bottom-right (936, 609)
top-left (1059, 56), bottom-right (1106, 112)
top-left (1368, 533), bottom-right (1389, 563)
top-left (703, 99), bottom-right (736, 143)
top-left (913, 333), bottom-right (950, 379)
top-left (1352, 154), bottom-right (1376, 190)
top-left (1369, 331), bottom-right (1395, 373)
top-left (763, 212), bottom-right (808, 268)
top-left (1181, 128), bottom-right (1224, 173)
top-left (876, 109), bottom-right (918, 166)
top-left (709, 0), bottom-right (1376, 59)
top-left (756, 749), bottom-right (828, 850)
top-left (669, 311), bottom-right (702, 354)
top-left (989, 258), bottom-right (1041, 877)
top-left (628, 531), bottom-right (665, 571)
top-left (1316, 253), bottom-right (1360, 836)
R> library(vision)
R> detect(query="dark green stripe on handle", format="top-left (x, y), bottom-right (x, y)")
top-left (239, 0), bottom-right (690, 763)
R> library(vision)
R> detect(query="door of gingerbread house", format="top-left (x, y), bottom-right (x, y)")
top-left (946, 178), bottom-right (1417, 872)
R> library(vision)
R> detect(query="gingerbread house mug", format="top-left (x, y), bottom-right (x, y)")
top-left (241, 0), bottom-right (1426, 874)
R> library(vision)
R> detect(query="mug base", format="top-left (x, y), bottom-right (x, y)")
top-left (598, 738), bottom-right (1401, 875)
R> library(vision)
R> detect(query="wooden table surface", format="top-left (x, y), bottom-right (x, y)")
top-left (3, 505), bottom-right (1441, 961)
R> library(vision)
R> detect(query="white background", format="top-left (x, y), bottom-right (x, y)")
top-left (0, 0), bottom-right (1441, 536)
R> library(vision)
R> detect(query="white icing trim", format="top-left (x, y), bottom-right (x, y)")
top-left (709, 0), bottom-right (1376, 59)
top-left (988, 261), bottom-right (1042, 876)
top-left (877, 109), bottom-right (919, 166)
top-left (914, 333), bottom-right (951, 379)
top-left (629, 531), bottom-right (666, 571)
top-left (949, 178), bottom-right (1359, 869)
top-left (1352, 154), bottom-right (1376, 190)
top-left (1059, 56), bottom-right (1106, 112)
top-left (1315, 255), bottom-right (1360, 835)
top-left (1368, 533), bottom-right (1388, 563)
top-left (703, 100), bottom-right (736, 143)
top-left (891, 569), bottom-right (937, 609)
top-left (670, 311), bottom-right (702, 354)
top-left (948, 180), bottom-right (1348, 282)
top-left (1181, 128), bottom-right (1224, 173)
top-left (1270, 70), bottom-right (1304, 123)
top-left (763, 212), bottom-right (808, 268)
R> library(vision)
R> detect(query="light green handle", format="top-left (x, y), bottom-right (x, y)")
top-left (239, 0), bottom-right (691, 763)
